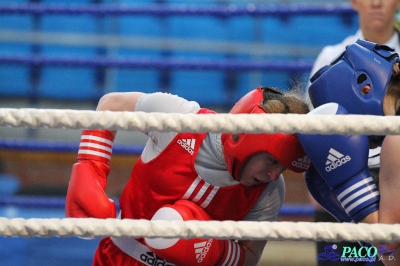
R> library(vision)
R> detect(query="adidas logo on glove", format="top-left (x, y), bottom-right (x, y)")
top-left (177, 138), bottom-right (196, 155)
top-left (325, 148), bottom-right (351, 172)
top-left (194, 239), bottom-right (213, 263)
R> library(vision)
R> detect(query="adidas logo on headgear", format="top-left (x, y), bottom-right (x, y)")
top-left (325, 148), bottom-right (351, 172)
top-left (194, 239), bottom-right (213, 263)
top-left (177, 138), bottom-right (196, 155)
top-left (292, 156), bottom-right (310, 169)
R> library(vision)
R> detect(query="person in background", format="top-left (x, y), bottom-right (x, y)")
top-left (307, 1), bottom-right (399, 265)
top-left (65, 86), bottom-right (310, 266)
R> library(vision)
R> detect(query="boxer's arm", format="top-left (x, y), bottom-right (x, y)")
top-left (239, 240), bottom-right (267, 265)
top-left (66, 129), bottom-right (117, 218)
top-left (96, 92), bottom-right (146, 112)
top-left (66, 92), bottom-right (145, 218)
top-left (145, 200), bottom-right (249, 266)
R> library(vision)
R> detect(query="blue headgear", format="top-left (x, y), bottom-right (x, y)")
top-left (309, 39), bottom-right (399, 116)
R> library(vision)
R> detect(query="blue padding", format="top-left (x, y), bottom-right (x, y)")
top-left (40, 15), bottom-right (97, 34)
top-left (0, 44), bottom-right (31, 55)
top-left (258, 72), bottom-right (291, 91)
top-left (0, 14), bottom-right (32, 30)
top-left (119, 16), bottom-right (161, 36)
top-left (169, 16), bottom-right (226, 40)
top-left (0, 174), bottom-right (20, 196)
top-left (115, 69), bottom-right (159, 93)
top-left (170, 70), bottom-right (225, 106)
top-left (0, 236), bottom-right (100, 266)
top-left (262, 15), bottom-right (357, 48)
top-left (38, 67), bottom-right (98, 100)
top-left (0, 65), bottom-right (30, 96)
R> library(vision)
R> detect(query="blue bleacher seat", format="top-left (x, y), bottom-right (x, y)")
top-left (170, 70), bottom-right (225, 107)
top-left (0, 174), bottom-right (20, 196)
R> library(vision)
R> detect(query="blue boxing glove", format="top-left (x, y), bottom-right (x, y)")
top-left (306, 165), bottom-right (372, 247)
top-left (298, 103), bottom-right (380, 223)
top-left (306, 164), bottom-right (352, 223)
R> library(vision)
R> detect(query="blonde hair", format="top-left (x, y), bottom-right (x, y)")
top-left (261, 91), bottom-right (310, 114)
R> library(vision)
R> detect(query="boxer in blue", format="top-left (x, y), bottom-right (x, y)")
top-left (299, 39), bottom-right (400, 266)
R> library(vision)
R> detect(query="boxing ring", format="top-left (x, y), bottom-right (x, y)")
top-left (1, 109), bottom-right (400, 265)
top-left (0, 2), bottom-right (392, 266)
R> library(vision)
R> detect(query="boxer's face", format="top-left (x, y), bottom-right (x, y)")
top-left (239, 153), bottom-right (286, 186)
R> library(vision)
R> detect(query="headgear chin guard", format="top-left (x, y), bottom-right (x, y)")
top-left (221, 86), bottom-right (310, 181)
top-left (309, 39), bottom-right (400, 116)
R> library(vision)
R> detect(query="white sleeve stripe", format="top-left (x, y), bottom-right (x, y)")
top-left (192, 182), bottom-right (210, 202)
top-left (78, 150), bottom-right (111, 160)
top-left (230, 242), bottom-right (238, 266)
top-left (79, 142), bottom-right (113, 153)
top-left (221, 240), bottom-right (232, 266)
top-left (200, 187), bottom-right (219, 209)
top-left (232, 242), bottom-right (240, 266)
top-left (81, 135), bottom-right (113, 146)
top-left (223, 240), bottom-right (242, 266)
top-left (181, 176), bottom-right (201, 200)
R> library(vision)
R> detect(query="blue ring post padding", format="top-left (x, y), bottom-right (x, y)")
top-left (0, 196), bottom-right (315, 216)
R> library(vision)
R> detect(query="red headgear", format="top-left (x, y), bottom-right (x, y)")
top-left (221, 86), bottom-right (310, 180)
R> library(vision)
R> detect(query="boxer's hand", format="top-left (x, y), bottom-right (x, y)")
top-left (65, 130), bottom-right (116, 219)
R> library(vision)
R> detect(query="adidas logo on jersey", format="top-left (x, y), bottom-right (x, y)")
top-left (291, 156), bottom-right (310, 169)
top-left (140, 251), bottom-right (174, 266)
top-left (177, 138), bottom-right (196, 155)
top-left (325, 148), bottom-right (351, 172)
top-left (194, 239), bottom-right (213, 263)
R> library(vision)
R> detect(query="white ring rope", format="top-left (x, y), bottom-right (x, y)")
top-left (2, 108), bottom-right (400, 243)
top-left (1, 108), bottom-right (400, 135)
top-left (1, 218), bottom-right (400, 243)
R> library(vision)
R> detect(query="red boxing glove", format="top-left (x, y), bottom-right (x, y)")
top-left (65, 130), bottom-right (116, 219)
top-left (145, 200), bottom-right (245, 266)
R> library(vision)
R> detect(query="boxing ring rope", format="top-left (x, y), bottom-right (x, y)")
top-left (1, 218), bottom-right (400, 243)
top-left (1, 108), bottom-right (399, 135)
top-left (1, 108), bottom-right (400, 242)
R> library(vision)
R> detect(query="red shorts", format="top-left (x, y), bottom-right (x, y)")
top-left (92, 237), bottom-right (146, 266)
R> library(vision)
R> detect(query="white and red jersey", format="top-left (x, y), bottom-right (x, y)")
top-left (119, 108), bottom-right (268, 223)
